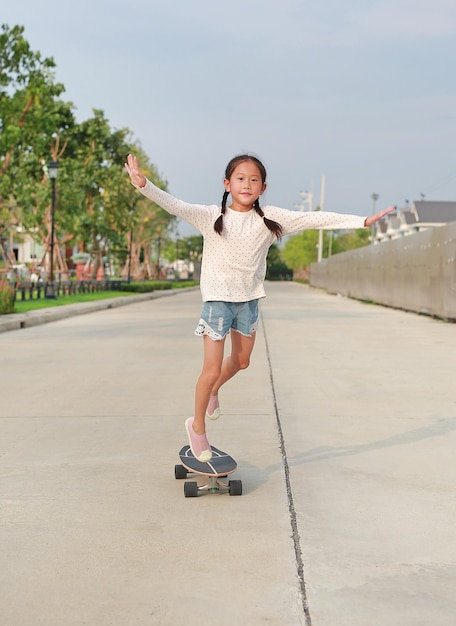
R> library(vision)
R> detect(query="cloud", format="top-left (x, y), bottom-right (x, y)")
top-left (144, 0), bottom-right (456, 58)
top-left (351, 0), bottom-right (456, 39)
top-left (156, 0), bottom-right (456, 46)
top-left (3, 0), bottom-right (456, 216)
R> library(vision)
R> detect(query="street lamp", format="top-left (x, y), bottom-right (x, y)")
top-left (127, 228), bottom-right (133, 283)
top-left (370, 193), bottom-right (379, 243)
top-left (45, 159), bottom-right (59, 299)
top-left (156, 235), bottom-right (161, 278)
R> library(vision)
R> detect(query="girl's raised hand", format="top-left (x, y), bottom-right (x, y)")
top-left (125, 153), bottom-right (147, 188)
top-left (364, 205), bottom-right (396, 227)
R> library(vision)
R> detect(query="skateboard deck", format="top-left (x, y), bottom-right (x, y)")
top-left (175, 446), bottom-right (242, 497)
top-left (178, 445), bottom-right (237, 476)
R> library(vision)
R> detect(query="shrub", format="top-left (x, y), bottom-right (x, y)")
top-left (118, 280), bottom-right (199, 293)
top-left (0, 280), bottom-right (15, 314)
top-left (118, 280), bottom-right (171, 293)
top-left (172, 280), bottom-right (199, 289)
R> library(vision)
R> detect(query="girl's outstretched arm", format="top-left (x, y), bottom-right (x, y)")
top-left (364, 205), bottom-right (395, 227)
top-left (124, 153), bottom-right (217, 234)
top-left (125, 154), bottom-right (146, 188)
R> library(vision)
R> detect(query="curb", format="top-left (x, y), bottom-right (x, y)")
top-left (0, 288), bottom-right (198, 334)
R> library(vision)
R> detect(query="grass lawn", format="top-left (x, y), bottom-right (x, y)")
top-left (14, 290), bottom-right (137, 314)
top-left (3, 280), bottom-right (198, 315)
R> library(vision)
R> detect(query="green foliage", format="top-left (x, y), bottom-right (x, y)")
top-left (281, 230), bottom-right (319, 271)
top-left (0, 279), bottom-right (15, 313)
top-left (118, 280), bottom-right (172, 293)
top-left (13, 290), bottom-right (136, 313)
top-left (61, 109), bottom-right (135, 277)
top-left (266, 243), bottom-right (292, 280)
top-left (330, 228), bottom-right (370, 254)
top-left (0, 25), bottom-right (176, 281)
top-left (0, 23), bottom-right (76, 274)
top-left (121, 144), bottom-right (176, 278)
top-left (162, 234), bottom-right (203, 263)
top-left (0, 24), bottom-right (70, 196)
top-left (171, 280), bottom-right (199, 288)
top-left (118, 280), bottom-right (198, 293)
top-left (282, 227), bottom-right (370, 272)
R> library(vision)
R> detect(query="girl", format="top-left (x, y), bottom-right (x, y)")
top-left (125, 153), bottom-right (393, 462)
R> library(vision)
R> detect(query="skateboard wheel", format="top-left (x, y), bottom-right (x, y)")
top-left (184, 481), bottom-right (199, 498)
top-left (174, 464), bottom-right (188, 479)
top-left (228, 480), bottom-right (242, 496)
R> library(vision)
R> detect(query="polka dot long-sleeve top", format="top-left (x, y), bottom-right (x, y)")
top-left (136, 179), bottom-right (366, 303)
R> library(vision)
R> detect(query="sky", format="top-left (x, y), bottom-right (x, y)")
top-left (3, 0), bottom-right (456, 235)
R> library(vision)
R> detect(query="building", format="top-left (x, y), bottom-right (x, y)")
top-left (372, 200), bottom-right (456, 243)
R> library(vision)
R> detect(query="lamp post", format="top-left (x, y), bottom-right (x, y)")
top-left (317, 174), bottom-right (325, 262)
top-left (45, 160), bottom-right (59, 299)
top-left (156, 235), bottom-right (161, 278)
top-left (371, 193), bottom-right (379, 243)
top-left (127, 228), bottom-right (133, 283)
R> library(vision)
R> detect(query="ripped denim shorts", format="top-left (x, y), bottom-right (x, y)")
top-left (194, 300), bottom-right (259, 341)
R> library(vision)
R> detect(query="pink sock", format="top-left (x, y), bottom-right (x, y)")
top-left (206, 395), bottom-right (220, 420)
top-left (207, 395), bottom-right (219, 414)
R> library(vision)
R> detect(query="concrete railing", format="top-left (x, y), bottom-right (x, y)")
top-left (310, 221), bottom-right (456, 320)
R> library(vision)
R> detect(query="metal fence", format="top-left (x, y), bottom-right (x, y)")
top-left (12, 279), bottom-right (123, 302)
top-left (310, 221), bottom-right (456, 320)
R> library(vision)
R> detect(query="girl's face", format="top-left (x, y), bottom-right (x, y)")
top-left (224, 160), bottom-right (267, 212)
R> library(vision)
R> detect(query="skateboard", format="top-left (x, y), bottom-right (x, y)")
top-left (175, 445), bottom-right (242, 497)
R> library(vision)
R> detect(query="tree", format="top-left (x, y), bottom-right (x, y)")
top-left (282, 226), bottom-right (370, 276)
top-left (0, 24), bottom-right (66, 184)
top-left (120, 144), bottom-right (175, 280)
top-left (281, 230), bottom-right (320, 273)
top-left (0, 24), bottom-right (175, 282)
top-left (330, 229), bottom-right (370, 254)
top-left (0, 23), bottom-right (74, 274)
top-left (266, 243), bottom-right (292, 280)
top-left (63, 110), bottom-right (133, 278)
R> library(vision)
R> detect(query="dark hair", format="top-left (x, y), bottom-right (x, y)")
top-left (214, 154), bottom-right (283, 239)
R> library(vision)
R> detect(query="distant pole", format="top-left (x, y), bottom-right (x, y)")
top-left (371, 193), bottom-right (379, 214)
top-left (328, 230), bottom-right (333, 258)
top-left (294, 190), bottom-right (313, 211)
top-left (317, 174), bottom-right (325, 262)
top-left (45, 160), bottom-right (59, 299)
top-left (156, 235), bottom-right (161, 278)
top-left (127, 229), bottom-right (133, 283)
top-left (370, 193), bottom-right (379, 243)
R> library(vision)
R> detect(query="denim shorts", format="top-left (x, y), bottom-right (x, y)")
top-left (194, 300), bottom-right (260, 341)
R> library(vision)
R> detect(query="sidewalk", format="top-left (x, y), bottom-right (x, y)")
top-left (1, 282), bottom-right (455, 625)
top-left (0, 288), bottom-right (195, 333)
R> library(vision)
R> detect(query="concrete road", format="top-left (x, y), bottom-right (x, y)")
top-left (1, 283), bottom-right (455, 625)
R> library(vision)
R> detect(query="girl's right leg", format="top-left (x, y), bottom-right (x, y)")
top-left (186, 335), bottom-right (225, 462)
top-left (194, 335), bottom-right (226, 433)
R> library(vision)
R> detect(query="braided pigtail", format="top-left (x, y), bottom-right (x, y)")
top-left (214, 190), bottom-right (229, 234)
top-left (253, 199), bottom-right (283, 240)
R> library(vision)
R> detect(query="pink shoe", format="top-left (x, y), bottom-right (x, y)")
top-left (185, 418), bottom-right (212, 463)
top-left (205, 395), bottom-right (220, 420)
